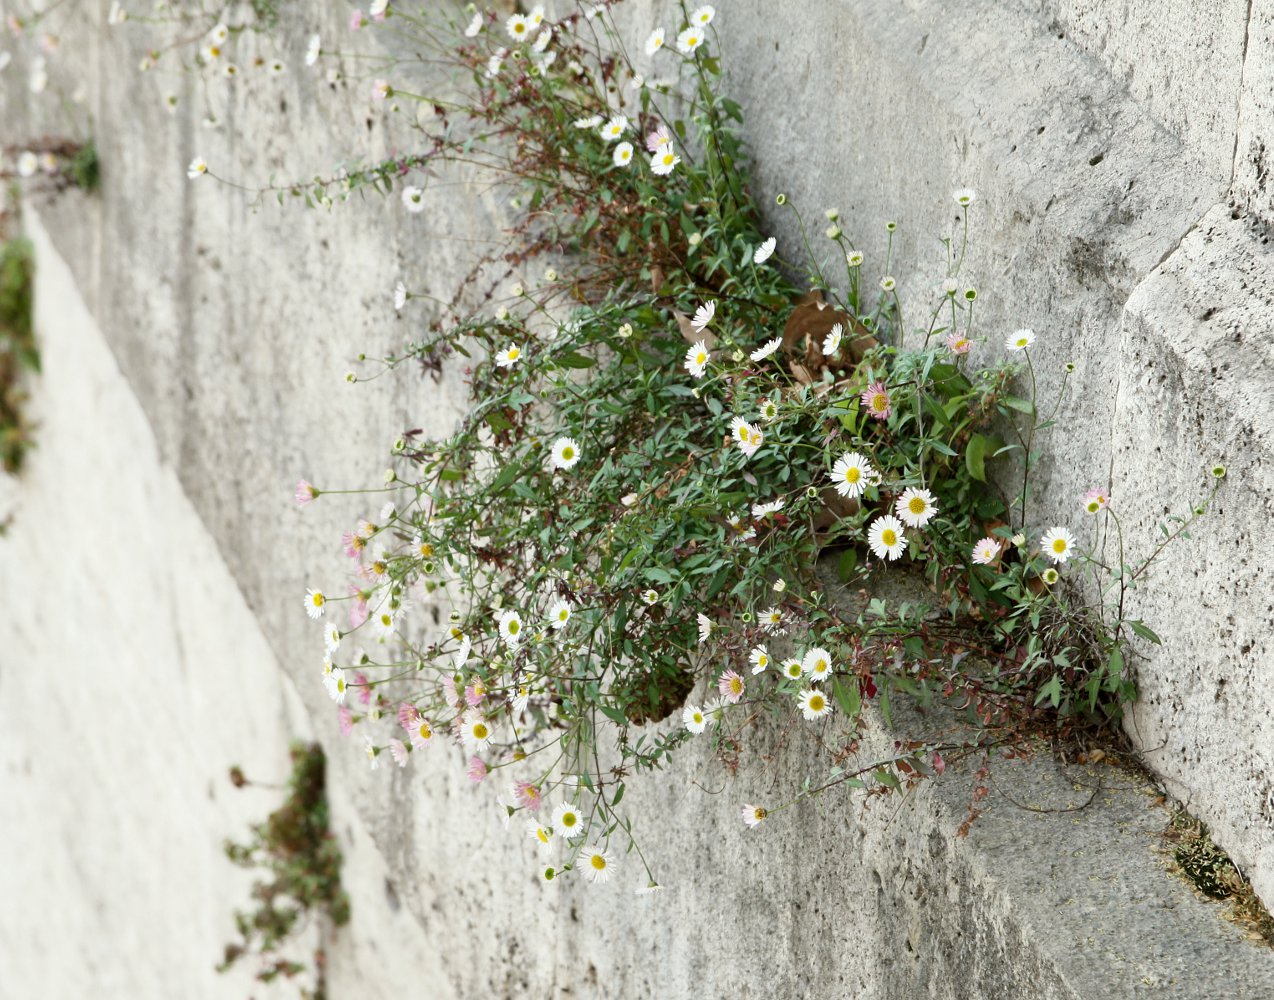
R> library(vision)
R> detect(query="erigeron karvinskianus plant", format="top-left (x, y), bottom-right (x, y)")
top-left (183, 2), bottom-right (1221, 886)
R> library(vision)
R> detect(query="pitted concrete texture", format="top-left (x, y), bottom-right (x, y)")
top-left (0, 212), bottom-right (436, 999)
top-left (1111, 204), bottom-right (1274, 909)
top-left (1, 0), bottom-right (1274, 993)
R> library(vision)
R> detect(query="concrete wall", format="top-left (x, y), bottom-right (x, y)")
top-left (3, 0), bottom-right (1274, 995)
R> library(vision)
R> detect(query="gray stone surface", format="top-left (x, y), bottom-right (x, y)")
top-left (0, 211), bottom-right (435, 999)
top-left (2, 0), bottom-right (1274, 994)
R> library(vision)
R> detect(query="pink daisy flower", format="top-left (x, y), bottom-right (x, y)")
top-left (397, 701), bottom-right (420, 730)
top-left (353, 671), bottom-right (372, 706)
top-left (514, 781), bottom-right (542, 812)
top-left (408, 716), bottom-right (434, 749)
top-left (294, 479), bottom-right (319, 506)
top-left (467, 756), bottom-right (488, 783)
top-left (442, 675), bottom-right (461, 709)
top-left (971, 537), bottom-right (1001, 566)
top-left (861, 381), bottom-right (892, 421)
top-left (342, 530), bottom-right (367, 560)
top-left (718, 669), bottom-right (746, 704)
top-left (337, 705), bottom-right (354, 737)
top-left (465, 680), bottom-right (487, 707)
top-left (388, 738), bottom-right (408, 767)
top-left (645, 125), bottom-right (672, 152)
top-left (347, 586), bottom-right (369, 629)
top-left (945, 331), bottom-right (972, 355)
top-left (349, 9), bottom-right (367, 29)
top-left (1082, 488), bottom-right (1110, 514)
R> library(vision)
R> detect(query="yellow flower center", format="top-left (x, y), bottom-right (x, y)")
top-left (508, 348), bottom-right (520, 360)
top-left (418, 722), bottom-right (431, 740)
top-left (908, 497), bottom-right (927, 515)
top-left (845, 467), bottom-right (861, 484)
top-left (696, 351), bottom-right (707, 365)
top-left (663, 153), bottom-right (675, 165)
top-left (815, 658), bottom-right (827, 673)
top-left (419, 543), bottom-right (433, 557)
top-left (693, 712), bottom-right (704, 724)
top-left (536, 828), bottom-right (549, 844)
top-left (882, 529), bottom-right (897, 546)
top-left (508, 620), bottom-right (520, 634)
top-left (872, 393), bottom-right (889, 411)
top-left (562, 812), bottom-right (577, 828)
top-left (809, 695), bottom-right (825, 712)
top-left (562, 446), bottom-right (574, 460)
top-left (729, 677), bottom-right (743, 694)
top-left (591, 854), bottom-right (607, 870)
top-left (312, 593), bottom-right (325, 606)
top-left (1052, 539), bottom-right (1067, 553)
top-left (688, 33), bottom-right (700, 45)
top-left (758, 654), bottom-right (768, 667)
top-left (754, 807), bottom-right (767, 821)
top-left (472, 722), bottom-right (489, 740)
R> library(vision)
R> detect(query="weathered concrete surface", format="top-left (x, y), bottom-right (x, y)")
top-left (2, 0), bottom-right (1273, 994)
top-left (1112, 204), bottom-right (1274, 909)
top-left (0, 212), bottom-right (435, 999)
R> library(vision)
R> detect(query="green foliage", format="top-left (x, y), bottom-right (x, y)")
top-left (219, 742), bottom-right (349, 997)
top-left (0, 235), bottom-right (37, 475)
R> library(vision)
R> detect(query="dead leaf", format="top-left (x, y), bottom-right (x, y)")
top-left (674, 309), bottom-right (717, 349)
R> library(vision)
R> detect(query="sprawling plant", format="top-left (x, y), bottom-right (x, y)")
top-left (173, 1), bottom-right (1220, 887)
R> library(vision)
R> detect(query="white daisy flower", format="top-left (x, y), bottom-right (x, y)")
top-left (369, 0), bottom-right (389, 15)
top-left (831, 451), bottom-right (875, 500)
top-left (370, 600), bottom-right (398, 639)
top-left (402, 186), bottom-right (425, 213)
top-left (684, 340), bottom-right (709, 378)
top-left (758, 398), bottom-right (780, 421)
top-left (579, 845), bottom-right (617, 883)
top-left (650, 147), bottom-right (681, 176)
top-left (486, 49), bottom-right (506, 77)
top-left (498, 609), bottom-right (525, 646)
top-left (1040, 527), bottom-right (1075, 564)
top-left (753, 237), bottom-right (776, 264)
top-left (690, 5), bottom-right (716, 26)
top-left (187, 157), bottom-right (208, 180)
top-left (512, 682), bottom-right (531, 714)
top-left (641, 589), bottom-right (659, 605)
top-left (676, 26), bottom-right (705, 52)
top-left (868, 515), bottom-right (907, 561)
top-left (645, 27), bottom-right (666, 55)
top-left (822, 323), bottom-right (843, 356)
top-left (1006, 328), bottom-right (1036, 352)
top-left (691, 300), bottom-right (716, 331)
top-left (742, 803), bottom-right (768, 828)
top-left (464, 12), bottom-right (483, 36)
top-left (732, 418), bottom-right (763, 458)
top-left (760, 607), bottom-right (784, 632)
top-left (461, 710), bottom-right (494, 749)
top-left (324, 666), bottom-right (347, 704)
top-left (751, 498), bottom-right (785, 518)
top-left (750, 337), bottom-right (781, 362)
top-left (573, 114), bottom-right (603, 129)
top-left (527, 820), bottom-right (553, 851)
top-left (749, 646), bottom-right (770, 674)
top-left (781, 658), bottom-right (804, 681)
top-left (613, 141), bottom-right (634, 167)
top-left (547, 598), bottom-right (572, 630)
top-left (683, 703), bottom-right (708, 734)
top-left (455, 634), bottom-right (472, 668)
top-left (802, 647), bottom-right (833, 682)
top-left (953, 187), bottom-right (978, 207)
top-left (495, 345), bottom-right (522, 368)
top-left (304, 33), bottom-right (321, 66)
top-left (895, 487), bottom-right (939, 528)
top-left (304, 588), bottom-right (326, 619)
top-left (697, 613), bottom-right (714, 645)
top-left (324, 622), bottom-right (342, 653)
top-left (799, 688), bottom-right (833, 720)
top-left (533, 28), bottom-right (552, 52)
top-left (552, 801), bottom-right (585, 840)
top-left (506, 13), bottom-right (531, 40)
top-left (394, 281), bottom-right (407, 311)
top-left (551, 437), bottom-right (581, 470)
top-left (600, 115), bottom-right (628, 141)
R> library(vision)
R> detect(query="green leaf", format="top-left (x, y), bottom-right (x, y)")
top-left (1035, 674), bottom-right (1062, 708)
top-left (554, 351), bottom-right (596, 369)
top-left (832, 677), bottom-right (861, 720)
top-left (836, 548), bottom-right (858, 581)
top-left (1128, 620), bottom-right (1162, 645)
top-left (1001, 396), bottom-right (1035, 415)
top-left (599, 704), bottom-right (628, 725)
top-left (966, 433), bottom-right (993, 482)
top-left (611, 782), bottom-right (625, 807)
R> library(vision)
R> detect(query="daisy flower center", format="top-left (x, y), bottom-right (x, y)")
top-left (562, 446), bottom-right (574, 460)
top-left (536, 828), bottom-right (549, 844)
top-left (871, 393), bottom-right (889, 412)
top-left (845, 467), bottom-right (861, 484)
top-left (729, 678), bottom-right (743, 694)
top-left (695, 350), bottom-right (707, 365)
top-left (693, 712), bottom-right (704, 724)
top-left (754, 807), bottom-right (767, 821)
top-left (663, 153), bottom-right (676, 166)
top-left (418, 722), bottom-right (431, 739)
top-left (590, 854), bottom-right (607, 871)
top-left (809, 695), bottom-right (825, 712)
top-left (1052, 539), bottom-right (1067, 553)
top-left (908, 497), bottom-right (927, 515)
top-left (882, 529), bottom-right (898, 546)
top-left (562, 813), bottom-right (577, 828)
top-left (472, 722), bottom-right (489, 740)
top-left (508, 620), bottom-right (520, 634)
top-left (815, 658), bottom-right (827, 672)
